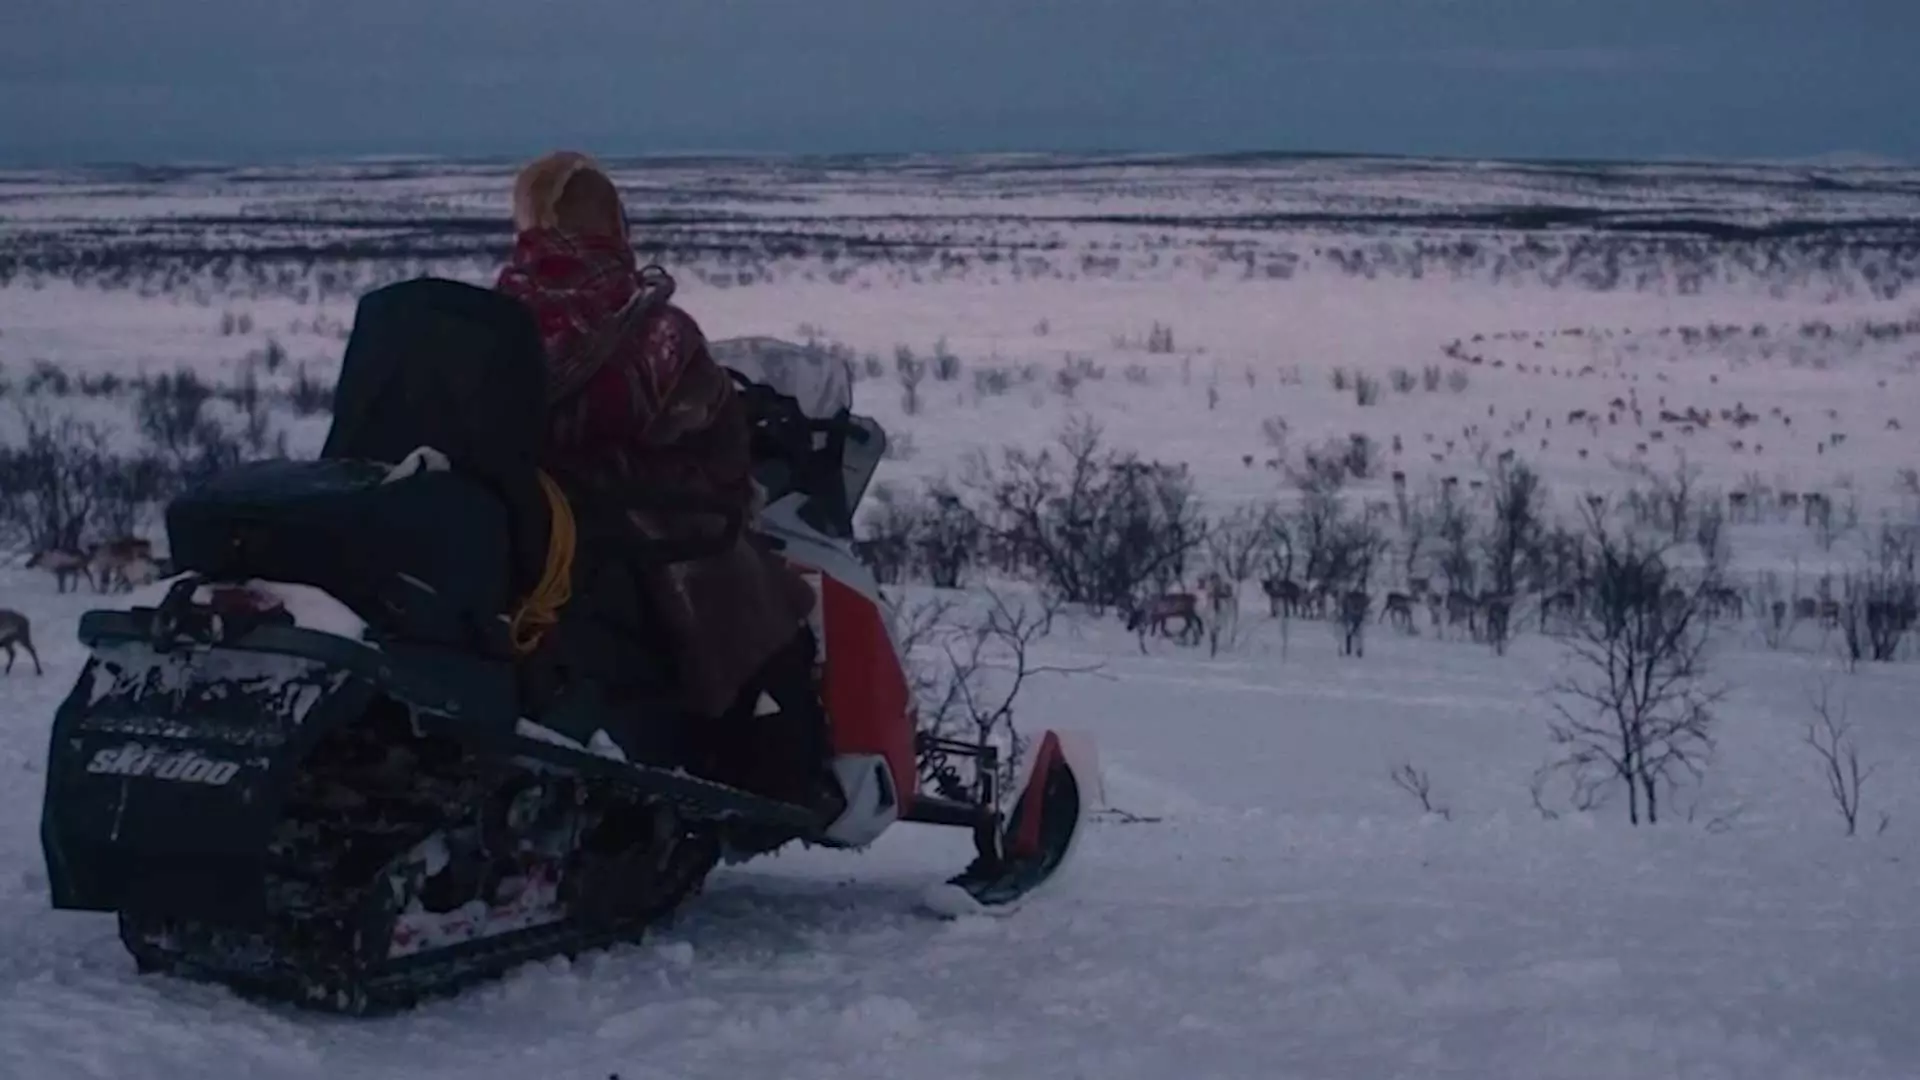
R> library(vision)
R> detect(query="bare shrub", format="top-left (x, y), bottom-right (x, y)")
top-left (1803, 677), bottom-right (1879, 836)
top-left (1328, 513), bottom-right (1389, 656)
top-left (1341, 433), bottom-right (1378, 480)
top-left (1146, 322), bottom-right (1175, 354)
top-left (1422, 364), bottom-right (1444, 392)
top-left (91, 452), bottom-right (175, 540)
top-left (1811, 492), bottom-right (1860, 552)
top-left (78, 372), bottom-right (123, 398)
top-left (0, 407), bottom-right (111, 552)
top-left (1388, 367), bottom-right (1418, 394)
top-left (930, 337), bottom-right (962, 382)
top-left (1541, 502), bottom-right (1725, 825)
top-left (854, 485), bottom-right (917, 584)
top-left (1053, 355), bottom-right (1105, 399)
top-left (1693, 497), bottom-right (1729, 573)
top-left (912, 590), bottom-right (1095, 797)
top-left (1621, 454), bottom-right (1702, 544)
top-left (1834, 523), bottom-right (1918, 666)
top-left (895, 346), bottom-right (926, 416)
top-left (286, 364), bottom-right (333, 416)
top-left (1353, 371), bottom-right (1383, 407)
top-left (856, 483), bottom-right (980, 589)
top-left (1445, 369), bottom-right (1470, 393)
top-left (1203, 502), bottom-right (1281, 654)
top-left (882, 431), bottom-right (919, 461)
top-left (25, 360), bottom-right (73, 397)
top-left (966, 418), bottom-right (1205, 610)
top-left (1481, 458), bottom-right (1547, 654)
top-left (1389, 762), bottom-right (1451, 819)
top-left (134, 367), bottom-right (215, 455)
top-left (1431, 480), bottom-right (1478, 598)
top-left (1206, 502), bottom-right (1280, 589)
top-left (912, 485), bottom-right (981, 589)
top-left (972, 365), bottom-right (1014, 399)
top-left (1259, 416), bottom-right (1289, 455)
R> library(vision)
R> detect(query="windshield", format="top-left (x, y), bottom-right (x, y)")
top-left (709, 337), bottom-right (853, 421)
top-left (712, 336), bottom-right (887, 535)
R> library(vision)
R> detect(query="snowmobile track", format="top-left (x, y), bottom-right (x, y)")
top-left (116, 698), bottom-right (823, 1015)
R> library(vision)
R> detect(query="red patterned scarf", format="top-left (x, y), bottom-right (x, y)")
top-left (495, 227), bottom-right (641, 401)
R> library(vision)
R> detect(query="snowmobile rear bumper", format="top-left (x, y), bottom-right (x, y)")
top-left (40, 608), bottom-right (514, 919)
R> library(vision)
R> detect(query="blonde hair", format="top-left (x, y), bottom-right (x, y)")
top-left (511, 150), bottom-right (627, 238)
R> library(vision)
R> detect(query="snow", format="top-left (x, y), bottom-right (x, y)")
top-left (10, 575), bottom-right (1920, 1078)
top-left (4, 155), bottom-right (1920, 1079)
top-left (119, 577), bottom-right (371, 642)
top-left (513, 718), bottom-right (631, 764)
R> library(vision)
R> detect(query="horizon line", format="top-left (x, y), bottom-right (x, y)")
top-left (1, 145), bottom-right (1913, 175)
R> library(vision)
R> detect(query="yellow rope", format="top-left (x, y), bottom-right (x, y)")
top-left (509, 470), bottom-right (576, 656)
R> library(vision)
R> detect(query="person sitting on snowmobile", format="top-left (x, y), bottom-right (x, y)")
top-left (495, 151), bottom-right (839, 815)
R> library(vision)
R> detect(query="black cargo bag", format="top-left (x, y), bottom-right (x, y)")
top-left (166, 458), bottom-right (516, 652)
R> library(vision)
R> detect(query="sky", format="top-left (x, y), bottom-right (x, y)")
top-left (0, 0), bottom-right (1913, 166)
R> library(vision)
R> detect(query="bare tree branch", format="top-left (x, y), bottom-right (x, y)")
top-left (1804, 675), bottom-right (1877, 836)
top-left (1389, 762), bottom-right (1451, 820)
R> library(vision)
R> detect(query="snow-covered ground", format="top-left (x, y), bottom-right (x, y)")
top-left (2, 155), bottom-right (1919, 1079)
top-left (4, 579), bottom-right (1917, 1080)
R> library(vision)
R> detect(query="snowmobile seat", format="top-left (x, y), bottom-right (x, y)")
top-left (321, 276), bottom-right (553, 600)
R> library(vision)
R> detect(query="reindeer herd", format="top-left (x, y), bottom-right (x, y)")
top-left (22, 537), bottom-right (163, 595)
top-left (1122, 573), bottom-right (1513, 658)
top-left (1122, 567), bottom-right (1918, 659)
top-left (1256, 575), bottom-right (1514, 646)
top-left (0, 537), bottom-right (166, 678)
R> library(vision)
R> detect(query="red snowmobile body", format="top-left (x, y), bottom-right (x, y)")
top-left (723, 340), bottom-right (1099, 895)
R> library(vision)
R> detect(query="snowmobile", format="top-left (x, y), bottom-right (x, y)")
top-left (38, 278), bottom-right (1095, 1015)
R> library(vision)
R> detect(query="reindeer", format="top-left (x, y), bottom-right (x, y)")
top-left (88, 537), bottom-right (155, 593)
top-left (1541, 588), bottom-right (1581, 631)
top-left (1259, 576), bottom-right (1303, 618)
top-left (1704, 585), bottom-right (1744, 621)
top-left (1305, 581), bottom-right (1336, 620)
top-left (26, 548), bottom-right (92, 593)
top-left (0, 609), bottom-right (41, 675)
top-left (1443, 590), bottom-right (1478, 638)
top-left (1201, 572), bottom-right (1236, 620)
top-left (1818, 598), bottom-right (1843, 628)
top-left (1337, 590), bottom-right (1371, 656)
top-left (1378, 591), bottom-right (1415, 633)
top-left (1480, 593), bottom-right (1513, 646)
top-left (1124, 592), bottom-right (1203, 647)
top-left (1766, 598), bottom-right (1787, 634)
